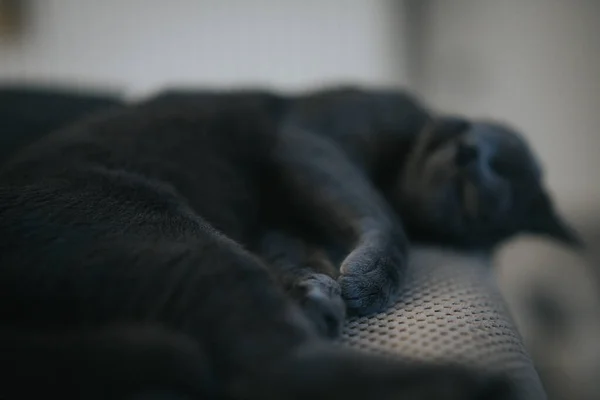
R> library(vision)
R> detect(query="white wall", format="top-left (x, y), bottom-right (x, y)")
top-left (0, 0), bottom-right (410, 98)
top-left (412, 0), bottom-right (600, 216)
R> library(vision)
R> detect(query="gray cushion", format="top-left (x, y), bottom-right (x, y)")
top-left (338, 247), bottom-right (547, 400)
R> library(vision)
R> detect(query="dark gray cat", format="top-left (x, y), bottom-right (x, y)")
top-left (0, 87), bottom-right (578, 399)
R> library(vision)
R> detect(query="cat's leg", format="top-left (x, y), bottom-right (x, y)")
top-left (271, 127), bottom-right (409, 316)
top-left (258, 230), bottom-right (345, 338)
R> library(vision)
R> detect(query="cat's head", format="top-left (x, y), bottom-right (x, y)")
top-left (389, 117), bottom-right (581, 250)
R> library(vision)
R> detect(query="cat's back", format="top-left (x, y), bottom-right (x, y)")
top-left (0, 93), bottom-right (284, 241)
top-left (3, 93), bottom-right (278, 178)
top-left (286, 86), bottom-right (428, 131)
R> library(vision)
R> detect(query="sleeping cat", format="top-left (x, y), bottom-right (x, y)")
top-left (0, 87), bottom-right (577, 399)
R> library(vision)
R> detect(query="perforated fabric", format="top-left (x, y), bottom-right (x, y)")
top-left (337, 247), bottom-right (547, 400)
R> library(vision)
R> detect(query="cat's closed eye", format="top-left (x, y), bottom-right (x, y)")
top-left (454, 142), bottom-right (479, 168)
top-left (490, 156), bottom-right (518, 178)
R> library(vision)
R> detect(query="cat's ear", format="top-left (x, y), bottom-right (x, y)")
top-left (525, 191), bottom-right (583, 248)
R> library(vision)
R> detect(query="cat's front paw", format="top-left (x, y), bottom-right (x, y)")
top-left (295, 274), bottom-right (346, 338)
top-left (338, 243), bottom-right (406, 316)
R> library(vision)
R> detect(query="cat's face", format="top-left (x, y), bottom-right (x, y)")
top-left (390, 118), bottom-right (581, 250)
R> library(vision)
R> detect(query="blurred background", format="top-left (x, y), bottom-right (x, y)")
top-left (1, 1), bottom-right (599, 399)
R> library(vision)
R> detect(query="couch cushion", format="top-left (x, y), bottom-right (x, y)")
top-left (338, 247), bottom-right (546, 400)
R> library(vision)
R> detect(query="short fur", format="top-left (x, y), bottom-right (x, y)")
top-left (0, 87), bottom-right (576, 399)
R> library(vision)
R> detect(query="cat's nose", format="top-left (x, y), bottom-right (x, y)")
top-left (455, 142), bottom-right (479, 168)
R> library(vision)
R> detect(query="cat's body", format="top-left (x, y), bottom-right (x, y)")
top-left (0, 87), bottom-right (576, 399)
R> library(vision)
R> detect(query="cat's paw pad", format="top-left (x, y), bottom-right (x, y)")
top-left (339, 245), bottom-right (406, 316)
top-left (296, 274), bottom-right (346, 338)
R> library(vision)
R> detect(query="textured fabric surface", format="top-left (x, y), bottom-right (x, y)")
top-left (338, 247), bottom-right (547, 400)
